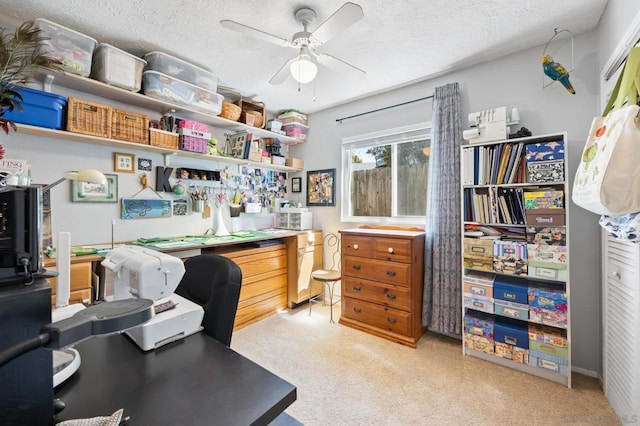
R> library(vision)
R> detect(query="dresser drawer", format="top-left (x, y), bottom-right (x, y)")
top-left (342, 296), bottom-right (411, 335)
top-left (342, 235), bottom-right (374, 258)
top-left (374, 238), bottom-right (412, 263)
top-left (342, 276), bottom-right (411, 311)
top-left (342, 256), bottom-right (411, 286)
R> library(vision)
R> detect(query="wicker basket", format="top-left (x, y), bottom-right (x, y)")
top-left (149, 128), bottom-right (179, 150)
top-left (111, 109), bottom-right (149, 144)
top-left (240, 99), bottom-right (266, 128)
top-left (241, 110), bottom-right (263, 128)
top-left (66, 97), bottom-right (112, 138)
top-left (220, 101), bottom-right (241, 121)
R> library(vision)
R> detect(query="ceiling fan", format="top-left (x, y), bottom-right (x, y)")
top-left (220, 2), bottom-right (366, 85)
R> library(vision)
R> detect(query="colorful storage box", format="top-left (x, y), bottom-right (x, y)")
top-left (464, 238), bottom-right (494, 258)
top-left (494, 276), bottom-right (529, 304)
top-left (463, 271), bottom-right (494, 298)
top-left (526, 208), bottom-right (566, 226)
top-left (143, 51), bottom-right (219, 92)
top-left (527, 244), bottom-right (567, 281)
top-left (493, 240), bottom-right (527, 276)
top-left (91, 43), bottom-right (147, 92)
top-left (528, 284), bottom-right (568, 328)
top-left (463, 311), bottom-right (494, 338)
top-left (464, 333), bottom-right (494, 354)
top-left (494, 317), bottom-right (529, 349)
top-left (527, 160), bottom-right (565, 184)
top-left (464, 295), bottom-right (494, 314)
top-left (525, 140), bottom-right (565, 162)
top-left (526, 227), bottom-right (566, 246)
top-left (495, 342), bottom-right (529, 364)
top-left (528, 323), bottom-right (568, 347)
top-left (0, 86), bottom-right (66, 129)
top-left (524, 190), bottom-right (564, 209)
top-left (142, 70), bottom-right (223, 115)
top-left (179, 128), bottom-right (210, 153)
top-left (494, 300), bottom-right (529, 320)
top-left (35, 18), bottom-right (97, 77)
top-left (282, 122), bottom-right (309, 140)
top-left (529, 350), bottom-right (569, 376)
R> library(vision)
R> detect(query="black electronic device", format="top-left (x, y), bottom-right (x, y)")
top-left (0, 185), bottom-right (42, 286)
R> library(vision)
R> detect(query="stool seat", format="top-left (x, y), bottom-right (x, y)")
top-left (311, 269), bottom-right (341, 282)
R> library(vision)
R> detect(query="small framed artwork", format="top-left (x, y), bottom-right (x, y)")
top-left (307, 169), bottom-right (336, 206)
top-left (71, 173), bottom-right (118, 203)
top-left (291, 177), bottom-right (302, 193)
top-left (121, 198), bottom-right (173, 219)
top-left (138, 157), bottom-right (152, 171)
top-left (114, 152), bottom-right (135, 173)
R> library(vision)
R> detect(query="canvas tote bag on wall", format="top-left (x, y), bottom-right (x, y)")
top-left (572, 47), bottom-right (640, 216)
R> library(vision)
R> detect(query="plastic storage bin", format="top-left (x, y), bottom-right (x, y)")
top-left (142, 70), bottom-right (223, 115)
top-left (1, 86), bottom-right (67, 129)
top-left (34, 18), bottom-right (97, 77)
top-left (282, 122), bottom-right (309, 140)
top-left (143, 51), bottom-right (218, 92)
top-left (91, 44), bottom-right (147, 91)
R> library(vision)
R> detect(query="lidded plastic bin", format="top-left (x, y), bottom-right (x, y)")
top-left (282, 122), bottom-right (309, 140)
top-left (91, 44), bottom-right (147, 91)
top-left (143, 51), bottom-right (218, 92)
top-left (142, 70), bottom-right (223, 115)
top-left (34, 18), bottom-right (97, 77)
top-left (1, 86), bottom-right (66, 129)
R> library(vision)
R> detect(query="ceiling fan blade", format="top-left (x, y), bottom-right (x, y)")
top-left (269, 57), bottom-right (297, 85)
top-left (220, 20), bottom-right (292, 47)
top-left (317, 54), bottom-right (366, 80)
top-left (311, 2), bottom-right (364, 44)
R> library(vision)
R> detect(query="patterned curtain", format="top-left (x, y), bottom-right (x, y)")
top-left (422, 82), bottom-right (463, 335)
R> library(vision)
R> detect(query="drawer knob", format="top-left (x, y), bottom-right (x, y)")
top-left (353, 285), bottom-right (362, 291)
top-left (353, 307), bottom-right (362, 313)
top-left (386, 293), bottom-right (397, 300)
top-left (387, 317), bottom-right (397, 324)
top-left (353, 244), bottom-right (359, 250)
top-left (387, 247), bottom-right (394, 254)
top-left (386, 270), bottom-right (396, 277)
top-left (352, 264), bottom-right (361, 271)
top-left (612, 271), bottom-right (621, 279)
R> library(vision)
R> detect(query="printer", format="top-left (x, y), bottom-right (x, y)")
top-left (101, 245), bottom-right (204, 351)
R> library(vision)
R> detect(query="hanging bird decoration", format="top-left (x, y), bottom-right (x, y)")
top-left (542, 54), bottom-right (575, 94)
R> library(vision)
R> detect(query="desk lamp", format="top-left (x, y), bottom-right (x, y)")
top-left (43, 169), bottom-right (107, 193)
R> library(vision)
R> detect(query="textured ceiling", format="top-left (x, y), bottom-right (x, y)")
top-left (2, 0), bottom-right (608, 114)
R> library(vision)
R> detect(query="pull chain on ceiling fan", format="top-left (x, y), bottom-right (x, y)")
top-left (220, 2), bottom-right (366, 85)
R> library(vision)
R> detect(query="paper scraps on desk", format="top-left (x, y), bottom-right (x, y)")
top-left (56, 408), bottom-right (125, 426)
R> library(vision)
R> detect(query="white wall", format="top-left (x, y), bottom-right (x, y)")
top-left (292, 31), bottom-right (602, 374)
top-left (3, 83), bottom-right (243, 246)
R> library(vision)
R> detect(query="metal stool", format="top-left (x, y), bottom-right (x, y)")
top-left (309, 233), bottom-right (341, 323)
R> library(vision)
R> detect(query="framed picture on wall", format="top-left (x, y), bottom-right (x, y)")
top-left (114, 152), bottom-right (135, 173)
top-left (307, 169), bottom-right (336, 206)
top-left (71, 173), bottom-right (118, 203)
top-left (291, 177), bottom-right (302, 193)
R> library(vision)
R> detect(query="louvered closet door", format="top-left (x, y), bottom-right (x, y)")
top-left (602, 233), bottom-right (640, 423)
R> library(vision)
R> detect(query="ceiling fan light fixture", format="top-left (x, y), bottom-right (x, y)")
top-left (290, 55), bottom-right (318, 84)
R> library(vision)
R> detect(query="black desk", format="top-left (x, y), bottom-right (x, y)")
top-left (54, 332), bottom-right (296, 425)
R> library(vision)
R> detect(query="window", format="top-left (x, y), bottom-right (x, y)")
top-left (341, 122), bottom-right (431, 223)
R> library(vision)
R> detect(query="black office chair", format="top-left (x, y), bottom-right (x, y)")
top-left (175, 254), bottom-right (242, 347)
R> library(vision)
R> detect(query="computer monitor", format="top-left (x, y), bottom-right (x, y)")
top-left (0, 185), bottom-right (42, 286)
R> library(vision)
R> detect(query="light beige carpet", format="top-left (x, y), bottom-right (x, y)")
top-left (231, 302), bottom-right (619, 425)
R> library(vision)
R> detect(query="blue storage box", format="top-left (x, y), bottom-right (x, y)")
top-left (525, 140), bottom-right (565, 162)
top-left (494, 317), bottom-right (529, 349)
top-left (2, 86), bottom-right (67, 129)
top-left (494, 276), bottom-right (528, 305)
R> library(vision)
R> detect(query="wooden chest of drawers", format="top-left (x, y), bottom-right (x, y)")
top-left (339, 228), bottom-right (426, 347)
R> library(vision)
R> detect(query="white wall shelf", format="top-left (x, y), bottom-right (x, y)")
top-left (15, 124), bottom-right (301, 173)
top-left (36, 72), bottom-right (305, 146)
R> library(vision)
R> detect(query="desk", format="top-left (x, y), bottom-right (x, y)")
top-left (54, 332), bottom-right (297, 425)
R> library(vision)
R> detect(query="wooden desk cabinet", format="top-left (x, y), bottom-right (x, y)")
top-left (45, 261), bottom-right (93, 306)
top-left (339, 229), bottom-right (425, 348)
top-left (206, 243), bottom-right (288, 330)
